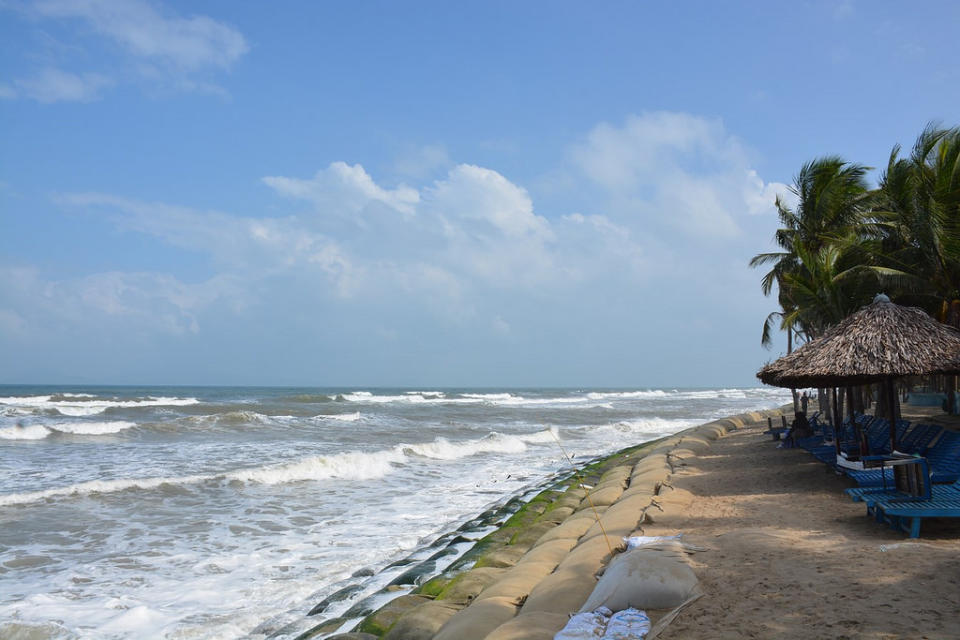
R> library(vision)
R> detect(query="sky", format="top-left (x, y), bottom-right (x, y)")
top-left (1, 1), bottom-right (958, 387)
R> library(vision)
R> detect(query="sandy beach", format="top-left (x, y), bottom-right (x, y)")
top-left (327, 409), bottom-right (960, 640)
top-left (652, 419), bottom-right (960, 639)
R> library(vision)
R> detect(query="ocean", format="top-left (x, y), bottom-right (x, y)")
top-left (0, 385), bottom-right (790, 639)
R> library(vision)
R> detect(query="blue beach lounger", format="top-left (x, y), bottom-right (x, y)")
top-left (868, 494), bottom-right (960, 538)
top-left (846, 430), bottom-right (960, 487)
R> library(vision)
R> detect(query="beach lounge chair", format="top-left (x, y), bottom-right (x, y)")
top-left (845, 430), bottom-right (960, 487)
top-left (868, 490), bottom-right (960, 538)
top-left (827, 419), bottom-right (911, 468)
top-left (812, 416), bottom-right (889, 466)
top-left (804, 417), bottom-right (859, 457)
top-left (845, 424), bottom-right (943, 502)
top-left (894, 423), bottom-right (942, 454)
top-left (846, 456), bottom-right (931, 503)
top-left (849, 474), bottom-right (960, 508)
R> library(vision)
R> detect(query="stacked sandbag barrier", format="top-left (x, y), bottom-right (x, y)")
top-left (324, 408), bottom-right (786, 640)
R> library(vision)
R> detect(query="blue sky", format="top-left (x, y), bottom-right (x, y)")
top-left (1, 0), bottom-right (958, 386)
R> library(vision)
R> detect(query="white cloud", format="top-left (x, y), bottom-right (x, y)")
top-left (36, 113), bottom-right (789, 369)
top-left (743, 169), bottom-right (794, 215)
top-left (261, 163), bottom-right (562, 288)
top-left (32, 0), bottom-right (247, 70)
top-left (57, 193), bottom-right (362, 297)
top-left (569, 112), bottom-right (784, 237)
top-left (0, 266), bottom-right (241, 336)
top-left (264, 162), bottom-right (420, 217)
top-left (15, 68), bottom-right (112, 103)
top-left (5, 0), bottom-right (247, 101)
top-left (426, 164), bottom-right (551, 240)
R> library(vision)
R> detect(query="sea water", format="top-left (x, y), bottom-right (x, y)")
top-left (0, 386), bottom-right (790, 639)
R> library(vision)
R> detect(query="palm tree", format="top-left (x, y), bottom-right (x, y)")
top-left (875, 124), bottom-right (960, 315)
top-left (751, 156), bottom-right (875, 418)
top-left (875, 124), bottom-right (960, 412)
top-left (751, 156), bottom-right (875, 345)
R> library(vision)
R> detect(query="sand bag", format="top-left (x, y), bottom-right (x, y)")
top-left (433, 596), bottom-right (519, 640)
top-left (602, 608), bottom-right (650, 639)
top-left (578, 547), bottom-right (699, 612)
top-left (518, 538), bottom-right (577, 566)
top-left (476, 561), bottom-right (557, 601)
top-left (521, 568), bottom-right (597, 615)
top-left (485, 612), bottom-right (570, 640)
top-left (382, 600), bottom-right (461, 640)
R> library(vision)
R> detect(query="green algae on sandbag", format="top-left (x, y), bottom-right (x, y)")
top-left (507, 521), bottom-right (558, 547)
top-left (473, 544), bottom-right (528, 569)
top-left (381, 600), bottom-right (462, 640)
top-left (473, 560), bottom-right (557, 602)
top-left (354, 594), bottom-right (432, 636)
top-left (433, 567), bottom-right (505, 602)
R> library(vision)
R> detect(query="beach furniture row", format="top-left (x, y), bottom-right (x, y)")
top-left (790, 414), bottom-right (960, 537)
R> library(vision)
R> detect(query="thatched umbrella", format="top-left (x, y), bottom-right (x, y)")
top-left (758, 295), bottom-right (960, 451)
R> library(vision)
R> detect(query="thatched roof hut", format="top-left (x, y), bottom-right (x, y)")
top-left (758, 296), bottom-right (960, 389)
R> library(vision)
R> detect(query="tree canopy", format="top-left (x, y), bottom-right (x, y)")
top-left (753, 122), bottom-right (960, 348)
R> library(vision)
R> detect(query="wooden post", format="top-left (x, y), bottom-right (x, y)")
top-left (832, 387), bottom-right (842, 457)
top-left (886, 377), bottom-right (898, 451)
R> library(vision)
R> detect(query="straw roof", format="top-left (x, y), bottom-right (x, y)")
top-left (758, 297), bottom-right (960, 388)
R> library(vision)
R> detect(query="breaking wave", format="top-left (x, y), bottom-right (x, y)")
top-left (0, 394), bottom-right (200, 417)
top-left (0, 424), bottom-right (51, 440)
top-left (0, 428), bottom-right (558, 506)
top-left (47, 421), bottom-right (137, 435)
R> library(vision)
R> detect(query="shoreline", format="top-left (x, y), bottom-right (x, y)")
top-left (287, 406), bottom-right (790, 640)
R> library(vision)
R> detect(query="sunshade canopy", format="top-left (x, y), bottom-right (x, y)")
top-left (757, 296), bottom-right (960, 389)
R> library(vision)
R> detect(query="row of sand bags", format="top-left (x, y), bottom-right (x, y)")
top-left (334, 409), bottom-right (782, 640)
top-left (470, 410), bottom-right (784, 640)
top-left (430, 442), bottom-right (690, 639)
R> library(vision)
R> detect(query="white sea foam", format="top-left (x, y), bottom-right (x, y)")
top-left (341, 390), bottom-right (607, 407)
top-left (47, 421), bottom-right (137, 435)
top-left (586, 390), bottom-right (670, 400)
top-left (404, 429), bottom-right (555, 460)
top-left (0, 473), bottom-right (215, 506)
top-left (0, 394), bottom-right (200, 417)
top-left (317, 412), bottom-right (361, 422)
top-left (227, 448), bottom-right (406, 484)
top-left (0, 424), bottom-right (51, 440)
top-left (595, 417), bottom-right (698, 436)
top-left (342, 391), bottom-right (467, 404)
top-left (0, 427), bottom-right (561, 506)
top-left (461, 392), bottom-right (516, 401)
